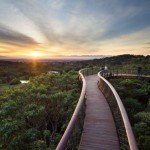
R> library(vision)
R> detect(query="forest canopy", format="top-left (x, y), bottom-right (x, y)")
top-left (0, 71), bottom-right (80, 149)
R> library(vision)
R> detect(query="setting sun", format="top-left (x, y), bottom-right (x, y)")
top-left (31, 51), bottom-right (41, 58)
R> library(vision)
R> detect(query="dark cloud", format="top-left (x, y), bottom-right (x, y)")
top-left (145, 42), bottom-right (150, 45)
top-left (8, 0), bottom-right (94, 47)
top-left (0, 0), bottom-right (149, 56)
top-left (0, 24), bottom-right (39, 47)
top-left (10, 0), bottom-right (150, 47)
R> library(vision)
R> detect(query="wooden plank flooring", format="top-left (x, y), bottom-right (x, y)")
top-left (79, 75), bottom-right (120, 150)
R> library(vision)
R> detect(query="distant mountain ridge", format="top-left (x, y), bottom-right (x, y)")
top-left (0, 55), bottom-right (111, 62)
top-left (0, 54), bottom-right (149, 63)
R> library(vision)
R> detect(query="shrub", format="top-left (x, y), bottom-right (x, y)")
top-left (110, 78), bottom-right (150, 150)
top-left (119, 79), bottom-right (141, 89)
top-left (122, 98), bottom-right (144, 122)
top-left (9, 78), bottom-right (20, 85)
top-left (133, 112), bottom-right (150, 149)
top-left (0, 72), bottom-right (79, 149)
top-left (134, 112), bottom-right (150, 125)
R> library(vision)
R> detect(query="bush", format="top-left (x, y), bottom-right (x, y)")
top-left (0, 72), bottom-right (79, 149)
top-left (9, 78), bottom-right (20, 85)
top-left (134, 112), bottom-right (150, 150)
top-left (109, 78), bottom-right (150, 150)
top-left (123, 98), bottom-right (144, 122)
top-left (133, 88), bottom-right (149, 105)
top-left (119, 79), bottom-right (141, 89)
top-left (134, 112), bottom-right (150, 125)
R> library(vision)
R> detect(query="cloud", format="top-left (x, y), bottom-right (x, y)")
top-left (0, 24), bottom-right (39, 47)
top-left (0, 0), bottom-right (149, 56)
top-left (91, 27), bottom-right (150, 55)
top-left (50, 0), bottom-right (66, 10)
top-left (145, 42), bottom-right (150, 45)
top-left (143, 47), bottom-right (150, 49)
top-left (12, 0), bottom-right (149, 45)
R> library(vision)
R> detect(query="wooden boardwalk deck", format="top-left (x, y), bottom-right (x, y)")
top-left (79, 75), bottom-right (120, 150)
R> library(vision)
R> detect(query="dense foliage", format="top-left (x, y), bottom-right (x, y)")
top-left (109, 78), bottom-right (150, 150)
top-left (0, 55), bottom-right (149, 85)
top-left (0, 71), bottom-right (80, 149)
top-left (0, 54), bottom-right (149, 149)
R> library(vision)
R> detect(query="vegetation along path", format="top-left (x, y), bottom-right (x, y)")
top-left (79, 75), bottom-right (120, 150)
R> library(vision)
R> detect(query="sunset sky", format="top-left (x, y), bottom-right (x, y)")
top-left (0, 0), bottom-right (150, 58)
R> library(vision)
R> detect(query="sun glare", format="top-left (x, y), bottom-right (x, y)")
top-left (31, 51), bottom-right (41, 58)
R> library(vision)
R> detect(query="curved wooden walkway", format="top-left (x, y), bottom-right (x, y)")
top-left (79, 75), bottom-right (119, 150)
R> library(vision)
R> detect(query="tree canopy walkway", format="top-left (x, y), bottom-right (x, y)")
top-left (56, 68), bottom-right (149, 150)
top-left (79, 75), bottom-right (119, 150)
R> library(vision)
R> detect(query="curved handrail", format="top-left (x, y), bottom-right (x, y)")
top-left (110, 69), bottom-right (150, 76)
top-left (98, 71), bottom-right (138, 150)
top-left (56, 69), bottom-right (86, 150)
top-left (114, 73), bottom-right (150, 78)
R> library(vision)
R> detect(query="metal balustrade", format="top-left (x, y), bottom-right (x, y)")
top-left (104, 69), bottom-right (150, 78)
top-left (98, 70), bottom-right (138, 150)
top-left (56, 67), bottom-right (100, 150)
top-left (56, 68), bottom-right (149, 150)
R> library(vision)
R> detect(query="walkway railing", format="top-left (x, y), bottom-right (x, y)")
top-left (57, 67), bottom-right (145, 150)
top-left (98, 70), bottom-right (138, 150)
top-left (104, 69), bottom-right (150, 78)
top-left (56, 69), bottom-right (86, 150)
top-left (56, 67), bottom-right (100, 150)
